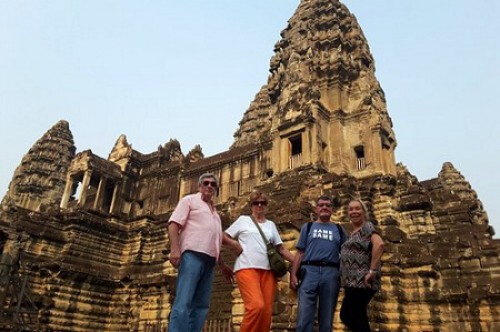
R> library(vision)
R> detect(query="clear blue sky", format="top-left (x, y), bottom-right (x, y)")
top-left (1, 1), bottom-right (499, 237)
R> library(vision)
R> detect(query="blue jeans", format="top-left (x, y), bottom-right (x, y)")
top-left (168, 250), bottom-right (216, 332)
top-left (296, 265), bottom-right (340, 332)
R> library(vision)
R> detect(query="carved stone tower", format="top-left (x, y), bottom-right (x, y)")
top-left (1, 120), bottom-right (75, 212)
top-left (233, 0), bottom-right (396, 177)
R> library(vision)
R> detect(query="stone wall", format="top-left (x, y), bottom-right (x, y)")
top-left (1, 162), bottom-right (498, 331)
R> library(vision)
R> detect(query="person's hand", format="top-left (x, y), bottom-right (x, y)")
top-left (364, 270), bottom-right (375, 287)
top-left (290, 274), bottom-right (299, 290)
top-left (234, 243), bottom-right (243, 256)
top-left (219, 262), bottom-right (235, 284)
top-left (169, 249), bottom-right (181, 268)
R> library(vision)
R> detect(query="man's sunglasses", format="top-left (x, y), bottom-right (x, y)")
top-left (252, 200), bottom-right (268, 206)
top-left (202, 180), bottom-right (218, 188)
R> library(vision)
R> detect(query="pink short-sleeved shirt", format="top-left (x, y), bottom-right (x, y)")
top-left (168, 192), bottom-right (222, 260)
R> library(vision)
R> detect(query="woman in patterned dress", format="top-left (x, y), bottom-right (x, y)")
top-left (339, 199), bottom-right (385, 332)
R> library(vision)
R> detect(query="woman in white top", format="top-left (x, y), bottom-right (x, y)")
top-left (223, 191), bottom-right (294, 332)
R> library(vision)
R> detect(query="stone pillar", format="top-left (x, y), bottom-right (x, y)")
top-left (78, 171), bottom-right (92, 207)
top-left (328, 115), bottom-right (344, 172)
top-left (270, 130), bottom-right (282, 174)
top-left (369, 127), bottom-right (383, 173)
top-left (60, 175), bottom-right (74, 209)
top-left (220, 165), bottom-right (229, 202)
top-left (109, 182), bottom-right (120, 214)
top-left (280, 138), bottom-right (290, 172)
top-left (93, 176), bottom-right (107, 211)
top-left (310, 122), bottom-right (320, 165)
top-left (301, 130), bottom-right (310, 166)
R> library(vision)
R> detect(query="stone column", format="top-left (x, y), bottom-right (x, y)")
top-left (93, 176), bottom-right (107, 211)
top-left (309, 121), bottom-right (320, 165)
top-left (328, 114), bottom-right (344, 172)
top-left (78, 171), bottom-right (92, 207)
top-left (60, 175), bottom-right (74, 209)
top-left (281, 137), bottom-right (290, 172)
top-left (370, 127), bottom-right (383, 172)
top-left (270, 129), bottom-right (282, 174)
top-left (109, 182), bottom-right (120, 214)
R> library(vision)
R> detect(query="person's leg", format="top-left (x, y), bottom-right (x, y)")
top-left (236, 269), bottom-right (266, 332)
top-left (354, 288), bottom-right (376, 332)
top-left (340, 287), bottom-right (357, 330)
top-left (317, 267), bottom-right (340, 332)
top-left (258, 270), bottom-right (277, 332)
top-left (340, 287), bottom-right (355, 330)
top-left (296, 266), bottom-right (319, 332)
top-left (340, 287), bottom-right (375, 332)
top-left (189, 253), bottom-right (216, 332)
top-left (168, 251), bottom-right (204, 332)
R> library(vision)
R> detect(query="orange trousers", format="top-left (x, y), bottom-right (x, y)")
top-left (236, 269), bottom-right (277, 332)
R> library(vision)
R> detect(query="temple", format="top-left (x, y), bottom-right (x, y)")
top-left (0, 0), bottom-right (498, 331)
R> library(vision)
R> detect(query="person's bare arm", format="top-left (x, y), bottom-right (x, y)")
top-left (217, 260), bottom-right (235, 284)
top-left (277, 244), bottom-right (294, 262)
top-left (290, 250), bottom-right (304, 290)
top-left (364, 233), bottom-right (385, 287)
top-left (168, 222), bottom-right (182, 268)
top-left (222, 233), bottom-right (243, 256)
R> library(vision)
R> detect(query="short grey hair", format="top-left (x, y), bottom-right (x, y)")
top-left (316, 195), bottom-right (333, 205)
top-left (198, 173), bottom-right (219, 187)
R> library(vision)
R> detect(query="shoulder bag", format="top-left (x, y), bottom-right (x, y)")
top-left (250, 216), bottom-right (288, 277)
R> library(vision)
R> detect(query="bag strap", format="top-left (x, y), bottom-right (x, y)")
top-left (302, 222), bottom-right (312, 249)
top-left (336, 223), bottom-right (345, 246)
top-left (306, 222), bottom-right (312, 237)
top-left (249, 215), bottom-right (271, 246)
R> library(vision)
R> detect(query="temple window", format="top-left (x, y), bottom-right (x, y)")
top-left (354, 145), bottom-right (366, 170)
top-left (102, 180), bottom-right (115, 212)
top-left (288, 135), bottom-right (302, 169)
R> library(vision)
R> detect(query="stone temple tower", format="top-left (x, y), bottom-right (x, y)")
top-left (1, 120), bottom-right (75, 212)
top-left (233, 0), bottom-right (396, 177)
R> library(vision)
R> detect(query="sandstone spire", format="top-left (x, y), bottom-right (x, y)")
top-left (1, 120), bottom-right (75, 212)
top-left (233, 0), bottom-right (396, 176)
top-left (234, 0), bottom-right (392, 142)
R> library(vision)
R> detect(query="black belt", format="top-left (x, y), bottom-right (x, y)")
top-left (301, 261), bottom-right (339, 267)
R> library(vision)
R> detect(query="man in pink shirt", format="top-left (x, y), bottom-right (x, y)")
top-left (168, 173), bottom-right (233, 332)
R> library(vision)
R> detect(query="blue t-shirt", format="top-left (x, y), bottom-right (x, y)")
top-left (296, 222), bottom-right (344, 264)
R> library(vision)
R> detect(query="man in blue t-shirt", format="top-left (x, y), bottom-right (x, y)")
top-left (290, 195), bottom-right (346, 332)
